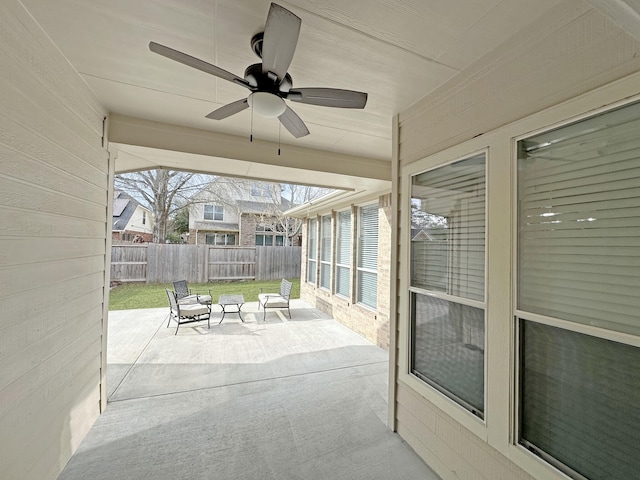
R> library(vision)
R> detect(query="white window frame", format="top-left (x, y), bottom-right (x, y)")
top-left (204, 204), bottom-right (224, 221)
top-left (205, 233), bottom-right (235, 245)
top-left (356, 203), bottom-right (378, 310)
top-left (408, 152), bottom-right (488, 420)
top-left (512, 99), bottom-right (640, 480)
top-left (319, 214), bottom-right (332, 290)
top-left (334, 209), bottom-right (351, 298)
top-left (399, 149), bottom-right (489, 438)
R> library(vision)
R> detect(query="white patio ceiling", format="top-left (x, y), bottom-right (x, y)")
top-left (20, 0), bottom-right (640, 190)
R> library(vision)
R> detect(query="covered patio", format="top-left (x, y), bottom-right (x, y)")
top-left (57, 301), bottom-right (439, 480)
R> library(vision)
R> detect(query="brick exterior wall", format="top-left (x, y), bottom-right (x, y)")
top-left (300, 194), bottom-right (391, 350)
top-left (239, 213), bottom-right (258, 246)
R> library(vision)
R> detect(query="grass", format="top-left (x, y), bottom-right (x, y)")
top-left (108, 278), bottom-right (300, 311)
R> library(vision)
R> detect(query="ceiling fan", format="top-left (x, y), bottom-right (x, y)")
top-left (149, 2), bottom-right (368, 138)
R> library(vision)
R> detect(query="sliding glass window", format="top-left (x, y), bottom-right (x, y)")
top-left (517, 101), bottom-right (640, 480)
top-left (410, 153), bottom-right (486, 418)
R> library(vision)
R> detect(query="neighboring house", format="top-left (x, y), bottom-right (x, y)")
top-left (112, 191), bottom-right (153, 243)
top-left (286, 190), bottom-right (392, 350)
top-left (188, 179), bottom-right (298, 246)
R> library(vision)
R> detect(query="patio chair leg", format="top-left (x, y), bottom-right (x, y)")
top-left (175, 322), bottom-right (180, 335)
top-left (287, 307), bottom-right (291, 319)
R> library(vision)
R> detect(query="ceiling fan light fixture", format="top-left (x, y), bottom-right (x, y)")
top-left (247, 92), bottom-right (286, 118)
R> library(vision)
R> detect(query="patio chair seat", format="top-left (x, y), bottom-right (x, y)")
top-left (258, 294), bottom-right (289, 308)
top-left (179, 303), bottom-right (210, 316)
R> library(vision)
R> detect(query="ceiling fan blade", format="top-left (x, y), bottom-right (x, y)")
top-left (288, 88), bottom-right (368, 109)
top-left (205, 98), bottom-right (249, 120)
top-left (149, 42), bottom-right (251, 89)
top-left (261, 3), bottom-right (301, 82)
top-left (278, 106), bottom-right (309, 138)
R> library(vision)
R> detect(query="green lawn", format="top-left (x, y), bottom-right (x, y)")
top-left (108, 278), bottom-right (300, 311)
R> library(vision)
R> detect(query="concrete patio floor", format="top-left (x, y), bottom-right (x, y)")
top-left (57, 300), bottom-right (440, 480)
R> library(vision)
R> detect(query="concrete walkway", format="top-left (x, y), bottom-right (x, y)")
top-left (57, 300), bottom-right (440, 480)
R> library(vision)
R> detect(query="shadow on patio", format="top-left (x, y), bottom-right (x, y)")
top-left (57, 300), bottom-right (440, 480)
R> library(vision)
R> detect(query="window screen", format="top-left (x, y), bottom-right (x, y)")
top-left (357, 204), bottom-right (378, 308)
top-left (517, 100), bottom-right (640, 480)
top-left (335, 210), bottom-right (351, 297)
top-left (410, 153), bottom-right (486, 418)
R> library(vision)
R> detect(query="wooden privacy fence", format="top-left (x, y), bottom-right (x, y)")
top-left (110, 244), bottom-right (301, 283)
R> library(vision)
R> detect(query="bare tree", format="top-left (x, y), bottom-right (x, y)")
top-left (255, 183), bottom-right (334, 246)
top-left (115, 169), bottom-right (212, 243)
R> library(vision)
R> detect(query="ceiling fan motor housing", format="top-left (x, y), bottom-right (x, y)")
top-left (244, 63), bottom-right (292, 94)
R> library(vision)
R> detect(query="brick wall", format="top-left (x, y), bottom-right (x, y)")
top-left (299, 195), bottom-right (391, 350)
top-left (240, 213), bottom-right (258, 246)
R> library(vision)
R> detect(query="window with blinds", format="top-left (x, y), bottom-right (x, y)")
top-left (357, 204), bottom-right (378, 309)
top-left (319, 215), bottom-right (332, 289)
top-left (410, 153), bottom-right (486, 418)
top-left (335, 210), bottom-right (351, 298)
top-left (517, 100), bottom-right (640, 480)
top-left (307, 218), bottom-right (317, 284)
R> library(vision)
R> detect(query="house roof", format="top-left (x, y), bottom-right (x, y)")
top-left (112, 191), bottom-right (145, 231)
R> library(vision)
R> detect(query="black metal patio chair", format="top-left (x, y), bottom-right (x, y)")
top-left (165, 289), bottom-right (211, 335)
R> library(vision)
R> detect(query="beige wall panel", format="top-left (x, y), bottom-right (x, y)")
top-left (0, 1), bottom-right (104, 133)
top-left (397, 385), bottom-right (535, 480)
top-left (26, 382), bottom-right (100, 480)
top-left (398, 5), bottom-right (640, 164)
top-left (0, 331), bottom-right (102, 434)
top-left (0, 294), bottom-right (104, 389)
top-left (0, 206), bottom-right (106, 239)
top-left (0, 272), bottom-right (105, 331)
top-left (3, 347), bottom-right (102, 480)
top-left (0, 1), bottom-right (109, 479)
top-left (0, 75), bottom-right (105, 170)
top-left (0, 238), bottom-right (107, 267)
top-left (1, 256), bottom-right (106, 301)
top-left (0, 174), bottom-right (105, 221)
top-left (0, 141), bottom-right (106, 197)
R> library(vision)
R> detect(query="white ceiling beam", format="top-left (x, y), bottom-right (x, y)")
top-left (109, 113), bottom-right (390, 179)
top-left (108, 114), bottom-right (391, 191)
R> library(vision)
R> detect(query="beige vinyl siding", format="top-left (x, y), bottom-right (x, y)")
top-left (0, 2), bottom-right (109, 480)
top-left (393, 4), bottom-right (640, 480)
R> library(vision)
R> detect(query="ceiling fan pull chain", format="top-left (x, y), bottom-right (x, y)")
top-left (278, 121), bottom-right (281, 156)
top-left (250, 103), bottom-right (254, 142)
